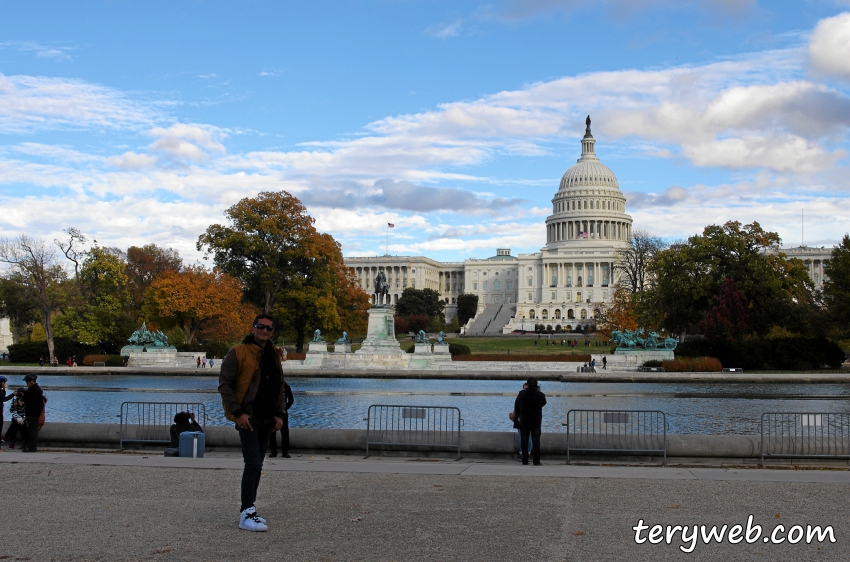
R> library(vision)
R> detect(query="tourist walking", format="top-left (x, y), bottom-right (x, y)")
top-left (268, 382), bottom-right (294, 458)
top-left (219, 314), bottom-right (287, 532)
top-left (516, 377), bottom-right (547, 466)
top-left (22, 374), bottom-right (44, 453)
top-left (202, 357), bottom-right (207, 368)
top-left (209, 358), bottom-right (215, 368)
top-left (602, 356), bottom-right (607, 370)
top-left (196, 356), bottom-right (201, 368)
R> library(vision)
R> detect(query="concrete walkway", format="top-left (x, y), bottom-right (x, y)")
top-left (1, 449), bottom-right (847, 561)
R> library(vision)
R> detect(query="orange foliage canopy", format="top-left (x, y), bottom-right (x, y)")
top-left (142, 266), bottom-right (258, 344)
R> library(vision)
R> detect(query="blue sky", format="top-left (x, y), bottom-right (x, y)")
top-left (1, 0), bottom-right (849, 265)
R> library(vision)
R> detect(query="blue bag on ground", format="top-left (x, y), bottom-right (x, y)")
top-left (178, 431), bottom-right (205, 458)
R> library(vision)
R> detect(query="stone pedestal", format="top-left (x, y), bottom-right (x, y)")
top-left (120, 345), bottom-right (178, 367)
top-left (612, 349), bottom-right (674, 367)
top-left (433, 343), bottom-right (450, 356)
top-left (308, 342), bottom-right (328, 353)
top-left (414, 342), bottom-right (432, 354)
top-left (333, 343), bottom-right (352, 353)
top-left (355, 307), bottom-right (404, 356)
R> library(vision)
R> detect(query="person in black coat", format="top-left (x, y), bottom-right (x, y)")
top-left (511, 382), bottom-right (531, 458)
top-left (516, 377), bottom-right (547, 465)
top-left (22, 374), bottom-right (44, 453)
top-left (268, 382), bottom-right (294, 458)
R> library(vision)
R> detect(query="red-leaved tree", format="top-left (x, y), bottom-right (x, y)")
top-left (699, 277), bottom-right (751, 343)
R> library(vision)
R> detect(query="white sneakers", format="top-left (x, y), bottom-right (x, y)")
top-left (239, 506), bottom-right (268, 532)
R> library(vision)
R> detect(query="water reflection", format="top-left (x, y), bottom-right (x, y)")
top-left (12, 375), bottom-right (850, 435)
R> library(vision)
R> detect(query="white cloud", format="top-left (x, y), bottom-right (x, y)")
top-left (0, 41), bottom-right (74, 61)
top-left (425, 19), bottom-right (463, 38)
top-left (107, 151), bottom-right (158, 170)
top-left (148, 123), bottom-right (227, 162)
top-left (0, 73), bottom-right (159, 133)
top-left (808, 12), bottom-right (850, 81)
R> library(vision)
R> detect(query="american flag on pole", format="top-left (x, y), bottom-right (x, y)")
top-left (579, 231), bottom-right (588, 238)
top-left (388, 223), bottom-right (395, 228)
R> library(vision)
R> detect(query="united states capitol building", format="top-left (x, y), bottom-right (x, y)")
top-left (343, 118), bottom-right (832, 335)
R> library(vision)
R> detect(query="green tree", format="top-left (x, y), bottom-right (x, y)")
top-left (396, 288), bottom-right (445, 323)
top-left (54, 246), bottom-right (132, 348)
top-left (456, 293), bottom-right (479, 326)
top-left (198, 191), bottom-right (317, 314)
top-left (643, 221), bottom-right (813, 337)
top-left (823, 234), bottom-right (850, 340)
top-left (0, 275), bottom-right (40, 342)
top-left (0, 235), bottom-right (67, 360)
top-left (199, 191), bottom-right (369, 351)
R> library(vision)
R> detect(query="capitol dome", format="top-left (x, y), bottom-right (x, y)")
top-left (558, 117), bottom-right (619, 191)
top-left (544, 116), bottom-right (632, 249)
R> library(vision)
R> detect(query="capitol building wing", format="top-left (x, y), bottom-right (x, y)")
top-left (344, 117), bottom-right (633, 334)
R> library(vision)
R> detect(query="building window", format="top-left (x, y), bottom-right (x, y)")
top-left (528, 293), bottom-right (533, 301)
top-left (551, 291), bottom-right (556, 300)
top-left (482, 281), bottom-right (488, 290)
top-left (566, 291), bottom-right (571, 300)
top-left (542, 310), bottom-right (549, 319)
top-left (507, 281), bottom-right (512, 290)
top-left (529, 310), bottom-right (536, 319)
top-left (576, 291), bottom-right (582, 302)
top-left (581, 309), bottom-right (588, 319)
top-left (473, 282), bottom-right (478, 290)
top-left (527, 277), bottom-right (533, 287)
top-left (554, 309), bottom-right (561, 319)
top-left (494, 280), bottom-right (500, 290)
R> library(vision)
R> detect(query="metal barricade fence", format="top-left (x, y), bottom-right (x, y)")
top-left (119, 402), bottom-right (207, 449)
top-left (365, 405), bottom-right (464, 459)
top-left (760, 412), bottom-right (850, 466)
top-left (563, 410), bottom-right (667, 465)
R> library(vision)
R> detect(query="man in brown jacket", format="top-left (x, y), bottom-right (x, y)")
top-left (218, 314), bottom-right (286, 532)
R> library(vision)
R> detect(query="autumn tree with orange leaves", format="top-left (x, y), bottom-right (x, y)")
top-left (593, 285), bottom-right (639, 339)
top-left (198, 191), bottom-right (369, 351)
top-left (142, 266), bottom-right (257, 344)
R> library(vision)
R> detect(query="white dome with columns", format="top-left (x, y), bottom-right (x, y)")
top-left (545, 116), bottom-right (632, 249)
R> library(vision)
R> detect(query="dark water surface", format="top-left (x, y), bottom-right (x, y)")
top-left (8, 375), bottom-right (850, 435)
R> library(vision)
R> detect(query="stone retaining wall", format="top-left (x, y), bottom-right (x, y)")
top-left (3, 421), bottom-right (765, 459)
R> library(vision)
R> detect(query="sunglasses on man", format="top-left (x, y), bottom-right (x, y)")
top-left (253, 324), bottom-right (274, 332)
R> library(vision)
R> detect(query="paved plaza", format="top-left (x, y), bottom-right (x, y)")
top-left (1, 450), bottom-right (847, 561)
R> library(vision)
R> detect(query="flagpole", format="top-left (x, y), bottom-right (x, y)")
top-left (386, 224), bottom-right (389, 256)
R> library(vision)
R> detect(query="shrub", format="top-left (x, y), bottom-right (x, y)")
top-left (662, 356), bottom-right (723, 372)
top-left (8, 338), bottom-right (99, 363)
top-left (676, 337), bottom-right (844, 370)
top-left (82, 354), bottom-right (126, 367)
top-left (394, 316), bottom-right (408, 334)
top-left (448, 343), bottom-right (470, 356)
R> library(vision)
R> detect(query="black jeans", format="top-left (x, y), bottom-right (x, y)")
top-left (23, 416), bottom-right (40, 452)
top-left (237, 418), bottom-right (276, 512)
top-left (5, 419), bottom-right (26, 443)
top-left (520, 427), bottom-right (542, 464)
top-left (268, 413), bottom-right (289, 455)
